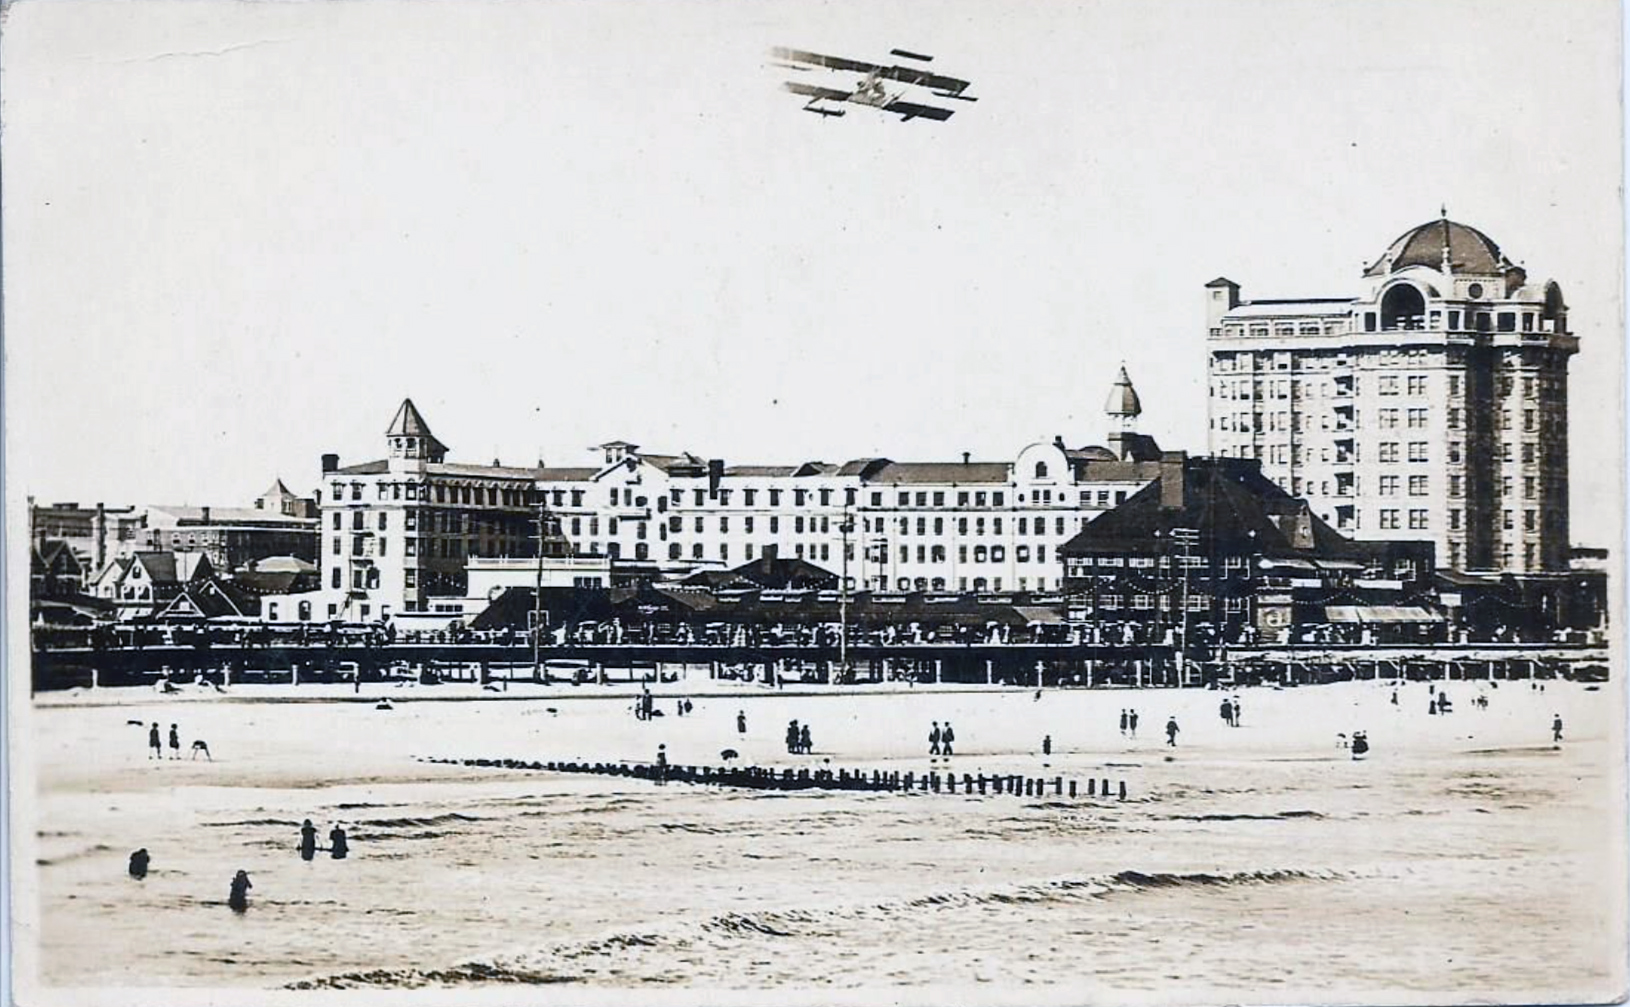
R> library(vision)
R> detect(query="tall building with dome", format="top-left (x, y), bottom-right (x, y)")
top-left (1206, 213), bottom-right (1576, 573)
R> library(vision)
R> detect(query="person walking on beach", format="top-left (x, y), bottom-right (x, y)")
top-left (1042, 734), bottom-right (1052, 757)
top-left (799, 723), bottom-right (812, 755)
top-left (299, 819), bottom-right (318, 861)
top-left (1218, 698), bottom-right (1233, 728)
top-left (168, 724), bottom-right (181, 759)
top-left (1231, 697), bottom-right (1242, 727)
top-left (941, 722), bottom-right (956, 757)
top-left (1552, 714), bottom-right (1564, 744)
top-left (229, 870), bottom-right (252, 913)
top-left (128, 848), bottom-right (150, 880)
top-left (929, 722), bottom-right (942, 757)
top-left (1128, 710), bottom-right (1139, 738)
top-left (736, 710), bottom-right (747, 735)
top-left (1119, 709), bottom-right (1129, 736)
top-left (1165, 717), bottom-right (1179, 747)
top-left (786, 720), bottom-right (800, 754)
top-left (655, 744), bottom-right (669, 784)
top-left (329, 825), bottom-right (349, 860)
top-left (148, 723), bottom-right (162, 760)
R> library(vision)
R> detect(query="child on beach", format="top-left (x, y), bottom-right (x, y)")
top-left (1165, 717), bottom-right (1179, 747)
top-left (148, 723), bottom-right (162, 760)
top-left (168, 725), bottom-right (181, 759)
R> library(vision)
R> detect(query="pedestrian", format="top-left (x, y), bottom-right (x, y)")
top-left (1119, 709), bottom-right (1128, 736)
top-left (148, 723), bottom-right (162, 760)
top-left (1231, 697), bottom-right (1242, 727)
top-left (168, 724), bottom-right (181, 759)
top-left (228, 870), bottom-right (252, 913)
top-left (1165, 717), bottom-right (1179, 747)
top-left (1390, 688), bottom-right (1399, 706)
top-left (329, 825), bottom-right (349, 860)
top-left (1042, 734), bottom-right (1052, 757)
top-left (786, 720), bottom-right (800, 754)
top-left (942, 722), bottom-right (955, 757)
top-left (1218, 698), bottom-right (1232, 727)
top-left (736, 710), bottom-right (747, 735)
top-left (655, 744), bottom-right (668, 783)
top-left (299, 819), bottom-right (318, 861)
top-left (128, 848), bottom-right (150, 880)
top-left (1552, 714), bottom-right (1564, 744)
top-left (1128, 710), bottom-right (1139, 738)
top-left (799, 723), bottom-right (812, 755)
top-left (929, 721), bottom-right (942, 757)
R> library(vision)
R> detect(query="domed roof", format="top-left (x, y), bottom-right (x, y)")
top-left (1105, 365), bottom-right (1141, 418)
top-left (1365, 216), bottom-right (1510, 277)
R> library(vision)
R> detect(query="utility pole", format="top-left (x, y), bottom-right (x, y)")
top-left (1172, 527), bottom-right (1199, 687)
top-left (532, 497), bottom-right (547, 681)
top-left (837, 504), bottom-right (854, 684)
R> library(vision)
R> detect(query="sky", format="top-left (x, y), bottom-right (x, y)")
top-left (3, 0), bottom-right (1623, 545)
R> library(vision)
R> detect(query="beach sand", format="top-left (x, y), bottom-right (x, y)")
top-left (17, 676), bottom-right (1628, 1004)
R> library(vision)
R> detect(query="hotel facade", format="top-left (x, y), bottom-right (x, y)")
top-left (1206, 215), bottom-right (1576, 574)
top-left (305, 373), bottom-right (1171, 624)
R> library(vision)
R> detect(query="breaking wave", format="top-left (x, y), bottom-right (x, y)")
top-left (288, 867), bottom-right (1343, 989)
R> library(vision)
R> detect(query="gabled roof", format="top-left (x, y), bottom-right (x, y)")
top-left (1060, 459), bottom-right (1360, 560)
top-left (131, 550), bottom-right (213, 585)
top-left (680, 554), bottom-right (839, 591)
top-left (153, 579), bottom-right (249, 620)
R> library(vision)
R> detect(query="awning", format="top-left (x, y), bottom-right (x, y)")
top-left (1013, 606), bottom-right (1066, 625)
top-left (1322, 605), bottom-right (1444, 624)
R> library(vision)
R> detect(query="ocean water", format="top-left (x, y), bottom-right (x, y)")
top-left (25, 682), bottom-right (1626, 1003)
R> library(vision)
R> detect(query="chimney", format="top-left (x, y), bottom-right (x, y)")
top-left (1159, 454), bottom-right (1187, 510)
top-left (962, 452), bottom-right (971, 465)
top-left (321, 453), bottom-right (340, 474)
top-left (1053, 436), bottom-right (1066, 451)
top-left (201, 506), bottom-right (212, 525)
top-left (94, 502), bottom-right (107, 573)
top-left (707, 458), bottom-right (724, 494)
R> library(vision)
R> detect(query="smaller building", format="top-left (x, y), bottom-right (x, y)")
top-left (1060, 454), bottom-right (1437, 652)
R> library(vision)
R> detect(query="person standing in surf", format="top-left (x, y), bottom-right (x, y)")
top-left (229, 870), bottom-right (252, 913)
top-left (299, 819), bottom-right (318, 861)
top-left (329, 824), bottom-right (349, 859)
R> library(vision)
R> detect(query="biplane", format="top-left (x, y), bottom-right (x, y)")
top-left (770, 46), bottom-right (975, 122)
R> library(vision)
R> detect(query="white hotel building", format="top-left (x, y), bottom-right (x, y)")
top-left (1206, 214), bottom-right (1576, 574)
top-left (304, 373), bottom-right (1172, 625)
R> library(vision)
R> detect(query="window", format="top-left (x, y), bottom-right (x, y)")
top-left (1378, 409), bottom-right (1399, 429)
top-left (1449, 476), bottom-right (1462, 497)
top-left (1034, 461), bottom-right (1049, 478)
top-left (331, 512), bottom-right (341, 530)
top-left (1016, 546), bottom-right (1031, 563)
top-left (1379, 510), bottom-right (1400, 530)
top-left (1378, 442), bottom-right (1399, 463)
top-left (1449, 509), bottom-right (1461, 531)
top-left (1408, 475), bottom-right (1428, 496)
top-left (991, 546), bottom-right (1005, 562)
top-left (1407, 375), bottom-right (1427, 396)
top-left (1379, 375), bottom-right (1399, 396)
top-left (1408, 442), bottom-right (1429, 463)
top-left (993, 492), bottom-right (1004, 507)
top-left (331, 568), bottom-right (342, 589)
top-left (1408, 510), bottom-right (1428, 530)
top-left (1378, 475), bottom-right (1399, 496)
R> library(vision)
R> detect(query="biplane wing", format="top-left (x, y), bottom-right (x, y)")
top-left (772, 46), bottom-right (972, 96)
top-left (771, 47), bottom-right (883, 75)
top-left (883, 100), bottom-right (954, 122)
top-left (782, 81), bottom-right (857, 102)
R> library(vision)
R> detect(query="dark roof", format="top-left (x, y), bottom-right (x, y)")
top-left (387, 398), bottom-right (436, 438)
top-left (864, 461), bottom-right (1010, 485)
top-left (1205, 276), bottom-right (1239, 288)
top-left (1060, 458), bottom-right (1359, 560)
top-left (681, 554), bottom-right (839, 591)
top-left (1365, 218), bottom-right (1509, 277)
top-left (333, 460), bottom-right (390, 476)
top-left (835, 458), bottom-right (893, 478)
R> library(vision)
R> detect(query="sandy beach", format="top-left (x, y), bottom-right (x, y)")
top-left (17, 676), bottom-right (1628, 1004)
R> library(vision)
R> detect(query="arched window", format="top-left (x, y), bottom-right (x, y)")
top-left (1381, 284), bottom-right (1425, 330)
top-left (297, 600), bottom-right (311, 621)
top-left (913, 577), bottom-right (928, 591)
top-left (930, 577), bottom-right (946, 590)
top-left (1034, 461), bottom-right (1049, 478)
